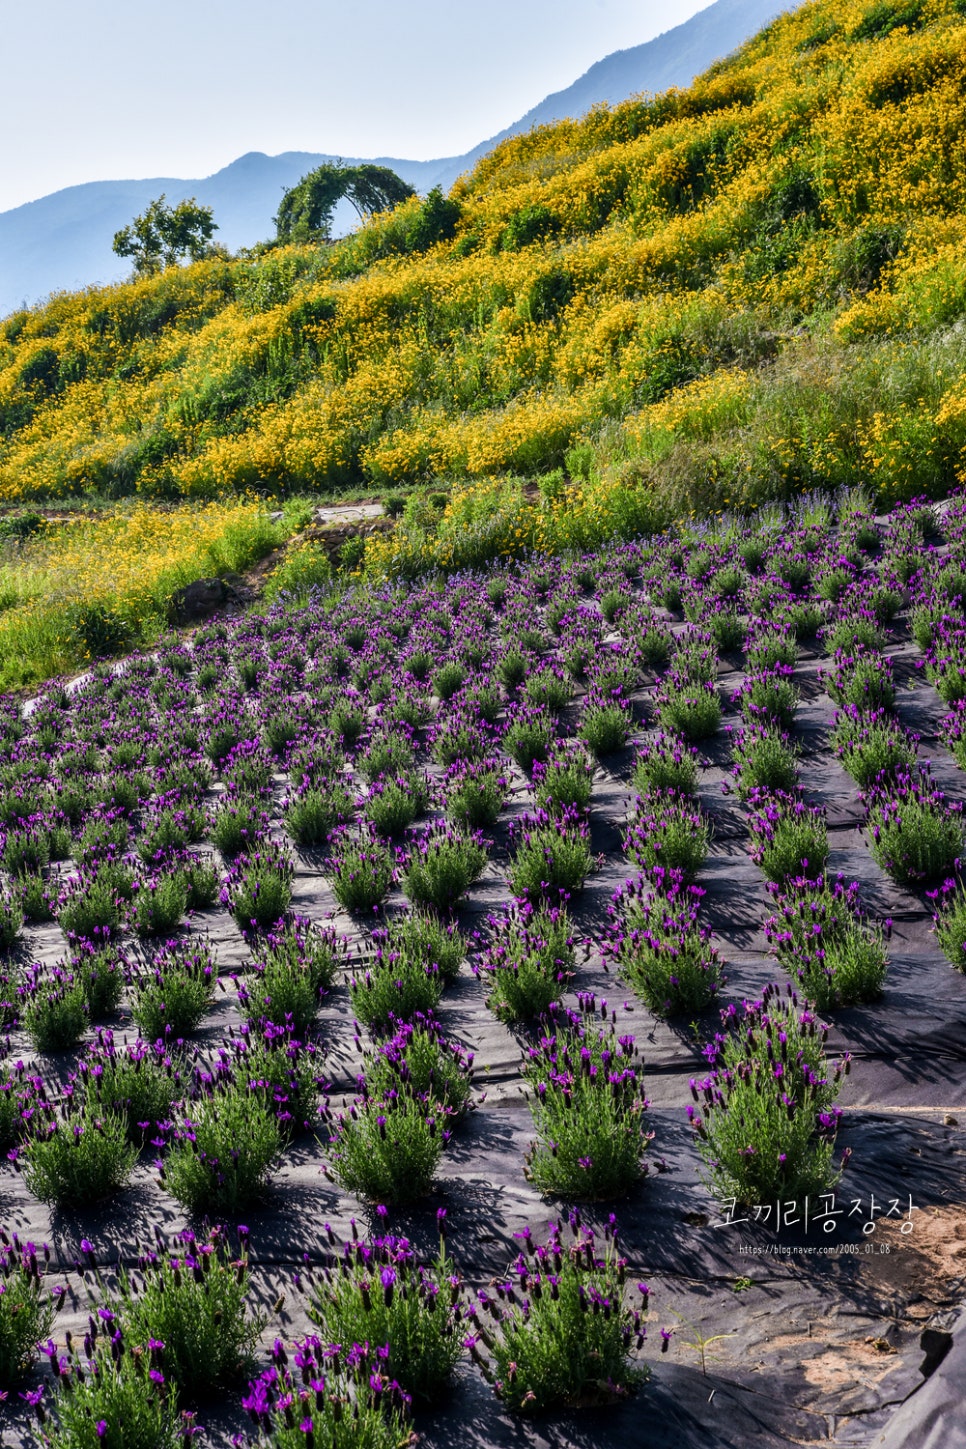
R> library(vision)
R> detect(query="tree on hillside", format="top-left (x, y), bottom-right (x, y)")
top-left (112, 195), bottom-right (218, 276)
top-left (274, 163), bottom-right (415, 245)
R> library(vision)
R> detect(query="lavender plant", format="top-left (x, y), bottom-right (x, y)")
top-left (77, 1031), bottom-right (180, 1143)
top-left (130, 938), bottom-right (217, 1040)
top-left (689, 985), bottom-right (849, 1205)
top-left (20, 965), bottom-right (88, 1052)
top-left (324, 1090), bottom-right (452, 1205)
top-left (239, 916), bottom-right (340, 1034)
top-left (865, 772), bottom-right (965, 885)
top-left (162, 1085), bottom-right (282, 1213)
top-left (656, 676), bottom-right (721, 742)
top-left (327, 831), bottom-right (395, 914)
top-left (931, 876), bottom-right (966, 970)
top-left (469, 1217), bottom-right (647, 1412)
top-left (608, 871), bottom-right (725, 1016)
top-left (0, 1238), bottom-right (58, 1388)
top-left (222, 841), bottom-right (294, 934)
top-left (238, 1338), bottom-right (408, 1449)
top-left (506, 801), bottom-right (594, 901)
top-left (21, 1103), bottom-right (138, 1208)
top-left (121, 1226), bottom-right (263, 1401)
top-left (531, 749), bottom-right (595, 815)
top-left (401, 823), bottom-right (487, 913)
top-left (624, 789), bottom-right (710, 882)
top-left (443, 758), bottom-right (509, 828)
top-left (831, 705), bottom-right (918, 788)
top-left (764, 874), bottom-right (888, 1011)
top-left (749, 792), bottom-right (829, 883)
top-left (308, 1231), bottom-right (465, 1404)
top-left (523, 1003), bottom-right (649, 1199)
top-left (632, 732), bottom-right (699, 797)
top-left (361, 1014), bottom-right (474, 1115)
top-left (478, 901), bottom-right (576, 1022)
top-left (374, 911), bottom-right (466, 983)
top-left (729, 724), bottom-right (799, 798)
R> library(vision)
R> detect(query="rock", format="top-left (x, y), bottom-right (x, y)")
top-left (169, 577), bottom-right (227, 624)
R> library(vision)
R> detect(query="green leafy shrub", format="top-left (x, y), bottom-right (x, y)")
top-left (309, 1231), bottom-right (464, 1405)
top-left (121, 1227), bottom-right (263, 1402)
top-left (523, 1006), bottom-right (649, 1199)
top-left (0, 1240), bottom-right (57, 1389)
top-left (238, 917), bottom-right (340, 1034)
top-left (327, 831), bottom-right (396, 913)
top-left (325, 1090), bottom-right (450, 1205)
top-left (163, 1087), bottom-right (282, 1213)
top-left (508, 807), bottom-right (594, 902)
top-left (21, 1104), bottom-right (138, 1207)
top-left (21, 966), bottom-right (88, 1052)
top-left (749, 791), bottom-right (829, 883)
top-left (222, 842), bottom-right (294, 933)
top-left (624, 789), bottom-right (710, 882)
top-left (608, 871), bottom-right (725, 1017)
top-left (479, 902), bottom-right (576, 1022)
top-left (765, 875), bottom-right (888, 1011)
top-left (401, 825), bottom-right (487, 912)
top-left (130, 938), bottom-right (217, 1040)
top-left (866, 773), bottom-right (964, 885)
top-left (474, 1219), bottom-right (646, 1413)
top-left (690, 985), bottom-right (849, 1205)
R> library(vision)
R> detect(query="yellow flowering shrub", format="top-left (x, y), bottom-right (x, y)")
top-left (0, 0), bottom-right (966, 565)
top-left (0, 500), bottom-right (282, 689)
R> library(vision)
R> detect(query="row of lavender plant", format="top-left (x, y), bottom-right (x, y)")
top-left (8, 485), bottom-right (966, 1436)
top-left (7, 1213), bottom-right (657, 1443)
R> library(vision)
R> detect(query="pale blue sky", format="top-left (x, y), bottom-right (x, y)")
top-left (2, 0), bottom-right (710, 213)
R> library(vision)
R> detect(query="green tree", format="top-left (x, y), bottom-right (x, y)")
top-left (274, 163), bottom-right (415, 244)
top-left (112, 195), bottom-right (218, 276)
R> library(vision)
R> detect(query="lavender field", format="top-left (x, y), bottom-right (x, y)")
top-left (2, 488), bottom-right (966, 1448)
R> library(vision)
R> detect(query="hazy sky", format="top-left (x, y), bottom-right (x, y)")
top-left (2, 0), bottom-right (712, 213)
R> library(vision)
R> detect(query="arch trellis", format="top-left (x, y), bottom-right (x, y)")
top-left (274, 164), bottom-right (415, 243)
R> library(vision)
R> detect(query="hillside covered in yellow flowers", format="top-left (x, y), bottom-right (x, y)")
top-left (4, 0), bottom-right (966, 541)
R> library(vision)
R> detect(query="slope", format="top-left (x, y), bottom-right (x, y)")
top-left (0, 0), bottom-right (788, 316)
top-left (2, 0), bottom-right (966, 563)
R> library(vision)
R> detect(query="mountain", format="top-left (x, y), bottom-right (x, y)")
top-left (3, 0), bottom-right (964, 529)
top-left (0, 0), bottom-right (788, 318)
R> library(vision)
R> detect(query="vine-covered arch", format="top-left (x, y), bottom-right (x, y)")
top-left (274, 163), bottom-right (416, 244)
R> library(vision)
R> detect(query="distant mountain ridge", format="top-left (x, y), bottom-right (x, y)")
top-left (0, 0), bottom-right (787, 318)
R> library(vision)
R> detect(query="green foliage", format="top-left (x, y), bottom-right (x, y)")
top-left (501, 204), bottom-right (560, 251)
top-left (0, 1242), bottom-right (56, 1389)
top-left (163, 1087), bottom-right (282, 1213)
top-left (934, 880), bottom-right (966, 970)
top-left (22, 966), bottom-right (88, 1052)
top-left (274, 163), bottom-right (416, 243)
top-left (22, 1105), bottom-right (138, 1207)
top-left (328, 832), bottom-right (395, 913)
top-left (523, 1014), bottom-right (649, 1198)
top-left (326, 1091), bottom-right (447, 1204)
top-left (350, 951), bottom-right (443, 1033)
top-left (691, 987), bottom-right (847, 1206)
top-left (309, 1236), bottom-right (464, 1405)
top-left (122, 1228), bottom-right (263, 1401)
top-left (38, 1341), bottom-right (190, 1449)
top-left (113, 194), bottom-right (218, 276)
top-left (851, 1), bottom-right (924, 41)
top-left (481, 902), bottom-right (576, 1022)
top-left (239, 918), bottom-right (338, 1034)
top-left (479, 1220), bottom-right (645, 1413)
top-left (130, 939), bottom-right (217, 1040)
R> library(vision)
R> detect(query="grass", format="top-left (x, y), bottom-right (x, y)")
top-left (0, 499), bottom-right (301, 691)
